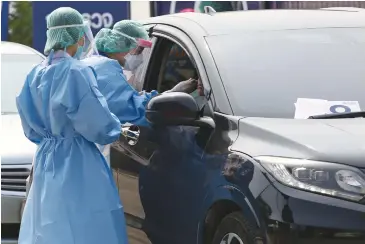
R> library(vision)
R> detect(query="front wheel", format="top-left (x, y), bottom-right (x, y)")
top-left (212, 211), bottom-right (263, 244)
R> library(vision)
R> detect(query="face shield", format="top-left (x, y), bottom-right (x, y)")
top-left (80, 21), bottom-right (98, 59)
top-left (137, 38), bottom-right (152, 48)
top-left (123, 40), bottom-right (153, 72)
top-left (111, 29), bottom-right (153, 71)
top-left (47, 20), bottom-right (98, 59)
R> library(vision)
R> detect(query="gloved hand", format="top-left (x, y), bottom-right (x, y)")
top-left (165, 78), bottom-right (198, 94)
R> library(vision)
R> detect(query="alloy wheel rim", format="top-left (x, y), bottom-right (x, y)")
top-left (220, 233), bottom-right (244, 244)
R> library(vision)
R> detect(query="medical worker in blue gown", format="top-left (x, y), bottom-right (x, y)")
top-left (82, 20), bottom-right (197, 160)
top-left (82, 20), bottom-right (197, 127)
top-left (17, 7), bottom-right (128, 244)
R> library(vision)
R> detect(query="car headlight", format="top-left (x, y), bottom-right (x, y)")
top-left (255, 156), bottom-right (365, 202)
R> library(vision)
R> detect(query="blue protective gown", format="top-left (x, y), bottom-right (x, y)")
top-left (82, 55), bottom-right (158, 127)
top-left (17, 51), bottom-right (128, 244)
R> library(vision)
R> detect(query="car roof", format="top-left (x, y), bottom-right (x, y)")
top-left (1, 41), bottom-right (44, 57)
top-left (143, 9), bottom-right (365, 36)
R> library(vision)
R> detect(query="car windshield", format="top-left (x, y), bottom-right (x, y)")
top-left (206, 28), bottom-right (365, 118)
top-left (1, 52), bottom-right (43, 114)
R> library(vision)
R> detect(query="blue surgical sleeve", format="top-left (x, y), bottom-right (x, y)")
top-left (65, 66), bottom-right (121, 145)
top-left (99, 61), bottom-right (158, 126)
top-left (16, 77), bottom-right (42, 145)
top-left (17, 103), bottom-right (42, 145)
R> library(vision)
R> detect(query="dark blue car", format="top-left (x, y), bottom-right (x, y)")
top-left (111, 8), bottom-right (365, 244)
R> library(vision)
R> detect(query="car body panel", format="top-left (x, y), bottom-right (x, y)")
top-left (197, 185), bottom-right (262, 243)
top-left (113, 9), bottom-right (365, 244)
top-left (260, 183), bottom-right (365, 244)
top-left (1, 41), bottom-right (44, 56)
top-left (232, 117), bottom-right (365, 167)
top-left (1, 240), bottom-right (18, 244)
top-left (1, 195), bottom-right (24, 223)
top-left (1, 115), bottom-right (37, 165)
top-left (140, 9), bottom-right (365, 36)
top-left (264, 182), bottom-right (365, 229)
top-left (112, 113), bottom-right (242, 244)
top-left (1, 41), bottom-right (45, 244)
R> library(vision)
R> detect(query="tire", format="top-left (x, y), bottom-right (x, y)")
top-left (212, 211), bottom-right (263, 244)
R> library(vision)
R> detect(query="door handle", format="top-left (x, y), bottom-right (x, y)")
top-left (121, 125), bottom-right (140, 146)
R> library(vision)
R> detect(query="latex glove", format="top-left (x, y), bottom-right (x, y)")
top-left (165, 78), bottom-right (198, 94)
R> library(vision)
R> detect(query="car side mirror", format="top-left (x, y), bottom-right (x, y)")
top-left (146, 92), bottom-right (215, 129)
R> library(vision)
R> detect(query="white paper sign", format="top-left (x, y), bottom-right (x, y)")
top-left (294, 98), bottom-right (327, 119)
top-left (294, 98), bottom-right (361, 119)
top-left (325, 101), bottom-right (361, 114)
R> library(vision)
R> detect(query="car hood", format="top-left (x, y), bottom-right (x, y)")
top-left (232, 118), bottom-right (365, 168)
top-left (1, 114), bottom-right (36, 164)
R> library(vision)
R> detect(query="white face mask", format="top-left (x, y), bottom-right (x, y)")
top-left (124, 53), bottom-right (144, 71)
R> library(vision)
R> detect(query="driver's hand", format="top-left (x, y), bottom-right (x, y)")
top-left (168, 78), bottom-right (198, 94)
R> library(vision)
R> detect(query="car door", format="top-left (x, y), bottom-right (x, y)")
top-left (110, 25), bottom-right (158, 244)
top-left (111, 24), bottom-right (231, 244)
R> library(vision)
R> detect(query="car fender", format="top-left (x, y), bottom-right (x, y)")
top-left (197, 184), bottom-right (261, 243)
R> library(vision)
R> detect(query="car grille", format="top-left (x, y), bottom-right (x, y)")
top-left (1, 166), bottom-right (30, 192)
top-left (1, 223), bottom-right (20, 239)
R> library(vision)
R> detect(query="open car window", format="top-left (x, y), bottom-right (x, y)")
top-left (146, 36), bottom-right (209, 111)
top-left (157, 42), bottom-right (198, 93)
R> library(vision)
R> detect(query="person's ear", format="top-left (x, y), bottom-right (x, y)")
top-left (66, 43), bottom-right (78, 57)
top-left (77, 36), bottom-right (85, 46)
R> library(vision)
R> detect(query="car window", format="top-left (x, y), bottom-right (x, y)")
top-left (206, 28), bottom-right (365, 118)
top-left (157, 42), bottom-right (198, 93)
top-left (144, 35), bottom-right (208, 111)
top-left (1, 53), bottom-right (43, 114)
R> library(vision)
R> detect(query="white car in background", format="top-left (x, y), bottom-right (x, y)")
top-left (1, 41), bottom-right (44, 244)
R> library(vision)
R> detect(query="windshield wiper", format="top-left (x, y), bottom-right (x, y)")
top-left (308, 111), bottom-right (365, 119)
